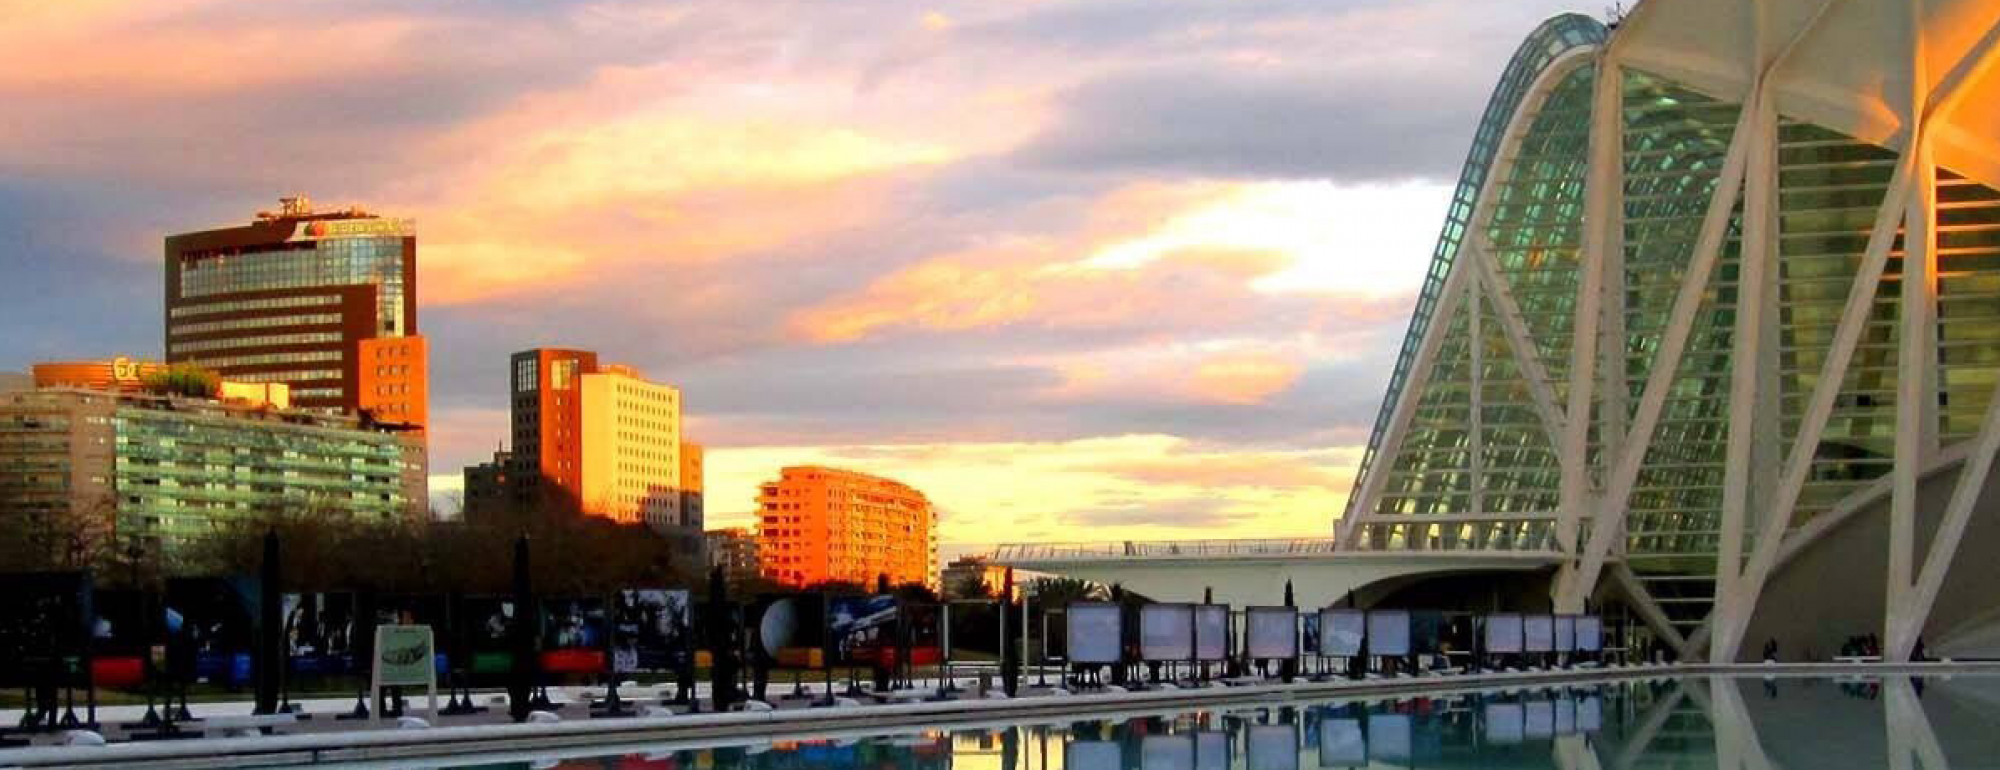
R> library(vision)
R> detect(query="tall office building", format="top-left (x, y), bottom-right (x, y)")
top-left (163, 196), bottom-right (428, 431)
top-left (756, 466), bottom-right (936, 589)
top-left (506, 349), bottom-right (703, 556)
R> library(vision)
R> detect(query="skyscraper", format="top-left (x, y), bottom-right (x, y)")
top-left (164, 196), bottom-right (427, 430)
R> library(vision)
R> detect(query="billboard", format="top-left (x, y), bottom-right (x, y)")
top-left (828, 595), bottom-right (898, 666)
top-left (612, 589), bottom-right (693, 673)
top-left (1321, 609), bottom-right (1365, 657)
top-left (1140, 603), bottom-right (1194, 662)
top-left (542, 597), bottom-right (608, 651)
top-left (1245, 607), bottom-right (1298, 660)
top-left (1193, 605), bottom-right (1229, 661)
top-left (1485, 613), bottom-right (1523, 654)
top-left (1367, 610), bottom-right (1411, 656)
top-left (1067, 602), bottom-right (1124, 664)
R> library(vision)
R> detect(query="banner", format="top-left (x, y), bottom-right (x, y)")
top-left (612, 589), bottom-right (692, 673)
top-left (1193, 605), bottom-right (1228, 662)
top-left (1367, 610), bottom-right (1411, 656)
top-left (828, 594), bottom-right (898, 666)
top-left (1523, 615), bottom-right (1555, 653)
top-left (1140, 603), bottom-right (1194, 661)
top-left (1245, 607), bottom-right (1297, 660)
top-left (1067, 602), bottom-right (1123, 664)
top-left (1322, 609), bottom-right (1365, 657)
top-left (1576, 615), bottom-right (1604, 652)
top-left (1485, 613), bottom-right (1524, 654)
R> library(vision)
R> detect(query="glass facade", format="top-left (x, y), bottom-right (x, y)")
top-left (1349, 30), bottom-right (2000, 633)
top-left (179, 234), bottom-right (407, 336)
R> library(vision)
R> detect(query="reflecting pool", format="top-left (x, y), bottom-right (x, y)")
top-left (438, 675), bottom-right (2000, 769)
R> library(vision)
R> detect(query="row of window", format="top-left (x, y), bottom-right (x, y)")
top-left (171, 331), bottom-right (344, 354)
top-left (293, 387), bottom-right (343, 399)
top-left (170, 313), bottom-right (342, 338)
top-left (170, 294), bottom-right (340, 318)
top-left (224, 369), bottom-right (341, 383)
top-left (184, 350), bottom-right (342, 368)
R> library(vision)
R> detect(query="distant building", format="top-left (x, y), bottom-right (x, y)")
top-left (0, 372), bottom-right (423, 562)
top-left (756, 466), bottom-right (936, 590)
top-left (941, 555), bottom-right (1009, 599)
top-left (706, 527), bottom-right (760, 592)
top-left (163, 196), bottom-right (427, 430)
top-left (505, 348), bottom-right (703, 560)
top-left (680, 441), bottom-right (705, 544)
top-left (461, 449), bottom-right (513, 520)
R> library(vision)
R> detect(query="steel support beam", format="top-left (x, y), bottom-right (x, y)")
top-left (1556, 53), bottom-right (1624, 558)
top-left (1887, 112), bottom-right (1939, 664)
top-left (1469, 286), bottom-right (1486, 524)
top-left (1472, 242), bottom-right (1569, 457)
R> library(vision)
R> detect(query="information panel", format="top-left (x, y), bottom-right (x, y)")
top-left (1194, 605), bottom-right (1229, 662)
top-left (1367, 610), bottom-right (1411, 657)
top-left (1577, 615), bottom-right (1604, 652)
top-left (1068, 602), bottom-right (1125, 664)
top-left (1246, 724), bottom-right (1299, 770)
top-left (1318, 717), bottom-right (1365, 767)
top-left (1140, 604), bottom-right (1195, 662)
top-left (1245, 607), bottom-right (1298, 660)
top-left (1523, 615), bottom-right (1555, 653)
top-left (1485, 613), bottom-right (1524, 654)
top-left (1553, 615), bottom-right (1577, 653)
top-left (1321, 609), bottom-right (1365, 657)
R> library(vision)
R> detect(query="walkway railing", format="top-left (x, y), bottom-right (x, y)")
top-left (992, 516), bottom-right (1569, 562)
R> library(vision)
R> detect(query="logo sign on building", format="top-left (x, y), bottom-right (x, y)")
top-left (370, 624), bottom-right (437, 721)
top-left (111, 357), bottom-right (140, 382)
top-left (293, 218), bottom-right (414, 241)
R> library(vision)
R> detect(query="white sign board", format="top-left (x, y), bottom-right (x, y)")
top-left (1524, 698), bottom-right (1555, 739)
top-left (1318, 717), bottom-right (1365, 767)
top-left (1195, 731), bottom-right (1228, 770)
top-left (1321, 609), bottom-right (1364, 657)
top-left (1245, 607), bottom-right (1298, 660)
top-left (1141, 604), bottom-right (1195, 662)
top-left (1555, 696), bottom-right (1577, 735)
top-left (1577, 615), bottom-right (1604, 652)
top-left (1485, 613), bottom-right (1524, 654)
top-left (1068, 603), bottom-right (1124, 664)
top-left (1068, 742), bottom-right (1121, 770)
top-left (1194, 605), bottom-right (1229, 662)
top-left (1142, 735), bottom-right (1194, 770)
top-left (370, 624), bottom-right (437, 723)
top-left (1578, 695), bottom-right (1603, 732)
top-left (1246, 724), bottom-right (1298, 770)
top-left (1367, 610), bottom-right (1411, 656)
top-left (1523, 615), bottom-right (1555, 653)
top-left (1554, 615), bottom-right (1577, 653)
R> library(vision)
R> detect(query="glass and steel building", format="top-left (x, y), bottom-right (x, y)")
top-left (998, 0), bottom-right (2000, 664)
top-left (0, 380), bottom-right (424, 563)
top-left (164, 195), bottom-right (428, 432)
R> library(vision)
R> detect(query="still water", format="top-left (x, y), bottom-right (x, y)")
top-left (443, 675), bottom-right (2000, 769)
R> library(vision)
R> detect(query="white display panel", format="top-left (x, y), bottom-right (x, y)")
top-left (1245, 607), bottom-right (1298, 660)
top-left (1195, 731), bottom-right (1228, 770)
top-left (1318, 718), bottom-right (1365, 767)
top-left (1068, 603), bottom-right (1124, 664)
top-left (1485, 702), bottom-right (1524, 744)
top-left (1068, 741), bottom-right (1122, 770)
top-left (1140, 604), bottom-right (1195, 662)
top-left (1142, 735), bottom-right (1194, 770)
top-left (1485, 613), bottom-right (1524, 654)
top-left (1553, 615), bottom-right (1577, 653)
top-left (1555, 696), bottom-right (1577, 735)
top-left (1367, 713), bottom-right (1412, 762)
top-left (1523, 615), bottom-right (1555, 653)
top-left (1246, 724), bottom-right (1299, 770)
top-left (1524, 698), bottom-right (1555, 739)
top-left (1577, 615), bottom-right (1604, 652)
top-left (1194, 605), bottom-right (1229, 662)
top-left (1322, 609), bottom-right (1365, 657)
top-left (1367, 610), bottom-right (1411, 656)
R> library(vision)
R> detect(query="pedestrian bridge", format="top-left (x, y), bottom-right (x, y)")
top-left (989, 538), bottom-right (1563, 610)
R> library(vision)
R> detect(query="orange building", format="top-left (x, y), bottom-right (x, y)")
top-left (756, 466), bottom-right (937, 590)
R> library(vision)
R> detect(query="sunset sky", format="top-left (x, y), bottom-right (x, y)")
top-left (0, 0), bottom-right (1581, 551)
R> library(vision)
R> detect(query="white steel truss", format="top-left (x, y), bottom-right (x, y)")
top-left (1345, 0), bottom-right (2000, 661)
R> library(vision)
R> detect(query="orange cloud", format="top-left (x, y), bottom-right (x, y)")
top-left (1188, 353), bottom-right (1304, 405)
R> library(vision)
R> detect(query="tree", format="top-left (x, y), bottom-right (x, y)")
top-left (140, 363), bottom-right (220, 399)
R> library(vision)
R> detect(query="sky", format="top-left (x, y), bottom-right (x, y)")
top-left (0, 0), bottom-right (1585, 552)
